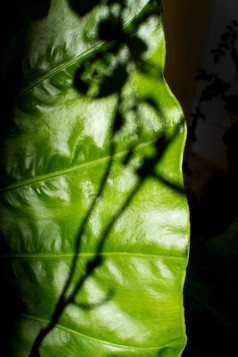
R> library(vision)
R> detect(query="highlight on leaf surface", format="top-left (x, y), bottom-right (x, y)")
top-left (0, 1), bottom-right (189, 356)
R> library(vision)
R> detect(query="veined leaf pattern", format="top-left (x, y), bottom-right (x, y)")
top-left (0, 1), bottom-right (189, 356)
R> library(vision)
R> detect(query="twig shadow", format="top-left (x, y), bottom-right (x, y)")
top-left (28, 1), bottom-right (185, 355)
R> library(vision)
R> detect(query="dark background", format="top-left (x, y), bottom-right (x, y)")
top-left (163, 1), bottom-right (238, 356)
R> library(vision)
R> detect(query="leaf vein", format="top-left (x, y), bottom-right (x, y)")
top-left (0, 140), bottom-right (155, 192)
top-left (19, 313), bottom-right (181, 350)
top-left (16, 1), bottom-right (151, 99)
top-left (0, 252), bottom-right (185, 260)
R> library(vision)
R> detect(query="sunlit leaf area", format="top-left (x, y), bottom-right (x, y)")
top-left (0, 1), bottom-right (189, 356)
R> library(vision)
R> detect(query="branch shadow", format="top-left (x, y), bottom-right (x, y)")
top-left (17, 1), bottom-right (186, 355)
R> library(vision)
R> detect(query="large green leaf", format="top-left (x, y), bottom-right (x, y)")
top-left (0, 1), bottom-right (189, 356)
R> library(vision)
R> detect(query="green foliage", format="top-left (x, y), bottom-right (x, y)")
top-left (0, 1), bottom-right (189, 356)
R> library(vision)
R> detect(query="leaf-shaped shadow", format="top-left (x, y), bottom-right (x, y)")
top-left (69, 0), bottom-right (99, 17)
top-left (0, 1), bottom-right (188, 356)
top-left (98, 16), bottom-right (124, 41)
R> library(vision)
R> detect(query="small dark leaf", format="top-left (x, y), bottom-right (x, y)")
top-left (196, 69), bottom-right (213, 81)
top-left (73, 66), bottom-right (90, 95)
top-left (200, 87), bottom-right (214, 102)
top-left (192, 107), bottom-right (205, 120)
top-left (136, 136), bottom-right (167, 178)
top-left (69, 0), bottom-right (99, 16)
top-left (219, 43), bottom-right (230, 50)
top-left (221, 32), bottom-right (231, 41)
top-left (97, 64), bottom-right (128, 97)
top-left (98, 15), bottom-right (123, 40)
top-left (122, 148), bottom-right (134, 166)
top-left (112, 111), bottom-right (124, 133)
top-left (143, 97), bottom-right (159, 111)
top-left (223, 121), bottom-right (238, 147)
top-left (86, 256), bottom-right (103, 275)
top-left (213, 77), bottom-right (230, 94)
top-left (127, 36), bottom-right (148, 63)
top-left (136, 157), bottom-right (154, 178)
top-left (106, 0), bottom-right (126, 6)
top-left (224, 95), bottom-right (238, 115)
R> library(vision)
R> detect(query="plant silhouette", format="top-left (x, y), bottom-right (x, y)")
top-left (188, 18), bottom-right (238, 142)
top-left (185, 17), bottom-right (238, 237)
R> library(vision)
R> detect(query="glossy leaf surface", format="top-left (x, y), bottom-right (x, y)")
top-left (0, 1), bottom-right (189, 356)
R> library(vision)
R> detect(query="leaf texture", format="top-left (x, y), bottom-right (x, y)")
top-left (0, 1), bottom-right (189, 356)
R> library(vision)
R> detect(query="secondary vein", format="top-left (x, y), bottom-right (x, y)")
top-left (0, 251), bottom-right (185, 260)
top-left (0, 139), bottom-right (155, 193)
top-left (16, 1), bottom-right (151, 99)
top-left (18, 312), bottom-right (181, 350)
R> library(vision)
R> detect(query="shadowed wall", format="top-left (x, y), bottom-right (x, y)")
top-left (162, 0), bottom-right (213, 118)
